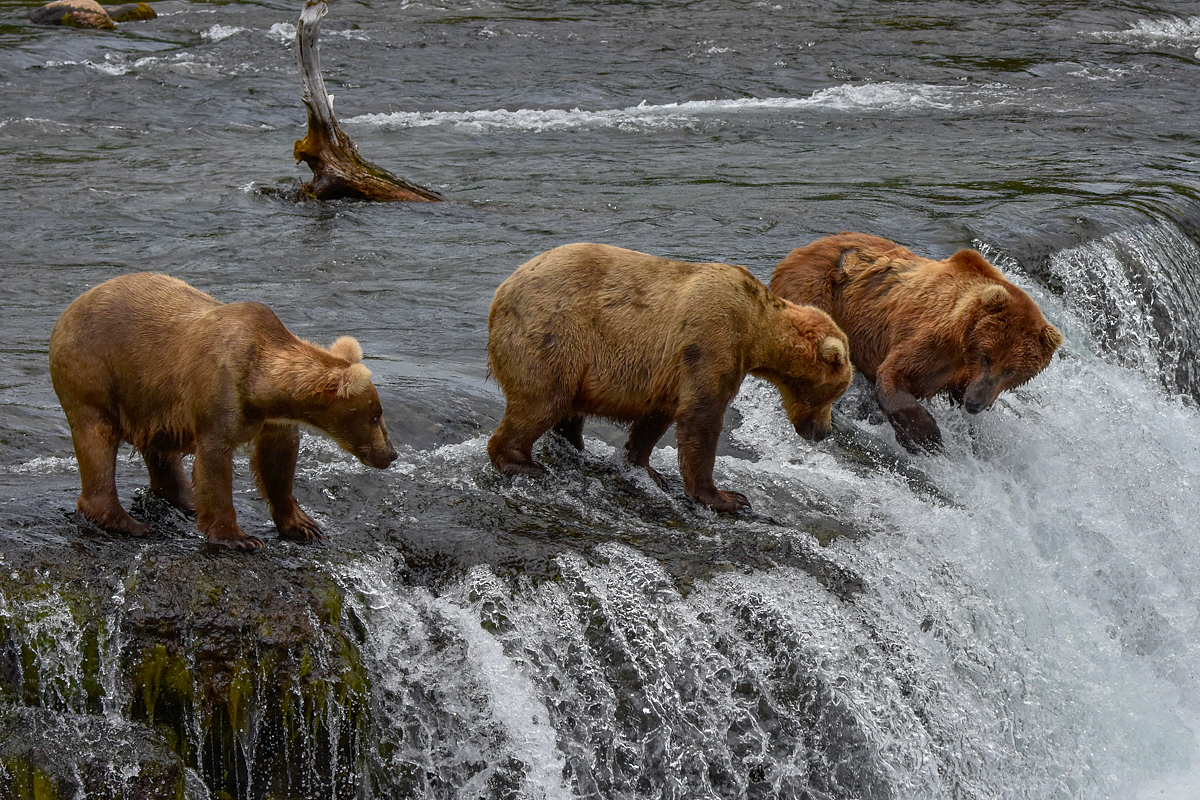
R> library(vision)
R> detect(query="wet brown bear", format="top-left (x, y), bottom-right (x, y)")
top-left (487, 243), bottom-right (853, 512)
top-left (49, 273), bottom-right (397, 550)
top-left (770, 232), bottom-right (1063, 453)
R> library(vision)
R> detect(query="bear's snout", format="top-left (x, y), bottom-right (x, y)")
top-left (793, 414), bottom-right (833, 442)
top-left (963, 374), bottom-right (1002, 414)
top-left (361, 444), bottom-right (397, 469)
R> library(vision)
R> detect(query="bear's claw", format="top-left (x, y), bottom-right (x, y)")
top-left (207, 534), bottom-right (265, 551)
top-left (694, 488), bottom-right (751, 513)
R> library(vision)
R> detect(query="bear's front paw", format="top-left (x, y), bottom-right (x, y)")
top-left (894, 419), bottom-right (943, 454)
top-left (277, 511), bottom-right (325, 543)
top-left (694, 488), bottom-right (751, 513)
top-left (77, 500), bottom-right (154, 537)
top-left (206, 532), bottom-right (265, 551)
top-left (644, 465), bottom-right (670, 492)
top-left (495, 458), bottom-right (548, 479)
top-left (886, 403), bottom-right (943, 454)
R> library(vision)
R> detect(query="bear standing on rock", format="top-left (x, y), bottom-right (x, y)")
top-left (487, 243), bottom-right (853, 512)
top-left (770, 233), bottom-right (1063, 453)
top-left (49, 274), bottom-right (397, 550)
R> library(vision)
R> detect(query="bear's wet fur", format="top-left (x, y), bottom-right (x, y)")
top-left (49, 273), bottom-right (397, 550)
top-left (770, 232), bottom-right (1063, 453)
top-left (487, 243), bottom-right (853, 512)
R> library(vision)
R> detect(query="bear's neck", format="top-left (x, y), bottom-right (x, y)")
top-left (747, 311), bottom-right (797, 373)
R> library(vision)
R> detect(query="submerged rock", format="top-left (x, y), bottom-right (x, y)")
top-left (107, 3), bottom-right (156, 23)
top-left (28, 0), bottom-right (115, 29)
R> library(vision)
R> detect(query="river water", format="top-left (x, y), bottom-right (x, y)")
top-left (3, 0), bottom-right (1200, 798)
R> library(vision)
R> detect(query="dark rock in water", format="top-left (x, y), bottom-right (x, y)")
top-left (28, 0), bottom-right (116, 29)
top-left (106, 2), bottom-right (156, 23)
top-left (0, 706), bottom-right (196, 800)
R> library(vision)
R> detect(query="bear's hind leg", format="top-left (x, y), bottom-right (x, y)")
top-left (251, 422), bottom-right (323, 542)
top-left (553, 416), bottom-right (585, 450)
top-left (488, 399), bottom-right (560, 477)
top-left (70, 411), bottom-right (152, 536)
top-left (625, 411), bottom-right (672, 491)
top-left (142, 448), bottom-right (195, 516)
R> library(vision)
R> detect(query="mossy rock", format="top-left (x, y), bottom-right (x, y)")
top-left (106, 2), bottom-right (155, 22)
top-left (0, 705), bottom-right (195, 800)
top-left (0, 514), bottom-right (375, 799)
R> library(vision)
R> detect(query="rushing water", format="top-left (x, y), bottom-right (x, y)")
top-left (3, 0), bottom-right (1200, 798)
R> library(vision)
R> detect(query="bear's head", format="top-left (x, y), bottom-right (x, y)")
top-left (288, 337), bottom-right (398, 469)
top-left (959, 284), bottom-right (1063, 414)
top-left (758, 304), bottom-right (854, 441)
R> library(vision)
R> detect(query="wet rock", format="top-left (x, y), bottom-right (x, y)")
top-left (106, 3), bottom-right (156, 23)
top-left (0, 705), bottom-right (194, 800)
top-left (0, 514), bottom-right (375, 799)
top-left (28, 0), bottom-right (116, 30)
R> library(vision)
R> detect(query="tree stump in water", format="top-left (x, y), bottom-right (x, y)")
top-left (292, 0), bottom-right (442, 202)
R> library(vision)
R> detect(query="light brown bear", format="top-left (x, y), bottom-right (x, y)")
top-left (487, 243), bottom-right (853, 512)
top-left (770, 232), bottom-right (1063, 453)
top-left (48, 273), bottom-right (397, 550)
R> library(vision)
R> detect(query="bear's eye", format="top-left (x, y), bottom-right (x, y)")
top-left (979, 353), bottom-right (992, 369)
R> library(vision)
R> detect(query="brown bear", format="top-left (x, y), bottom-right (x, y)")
top-left (769, 232), bottom-right (1063, 453)
top-left (48, 273), bottom-right (397, 550)
top-left (487, 243), bottom-right (853, 512)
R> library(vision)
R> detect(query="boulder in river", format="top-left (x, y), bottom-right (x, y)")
top-left (106, 3), bottom-right (156, 23)
top-left (28, 0), bottom-right (116, 29)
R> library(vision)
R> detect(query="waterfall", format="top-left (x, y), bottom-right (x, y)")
top-left (4, 216), bottom-right (1200, 799)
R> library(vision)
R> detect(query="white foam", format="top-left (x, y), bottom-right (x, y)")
top-left (1091, 16), bottom-right (1200, 50)
top-left (266, 21), bottom-right (367, 45)
top-left (343, 82), bottom-right (1023, 133)
top-left (201, 24), bottom-right (247, 42)
top-left (267, 22), bottom-right (296, 44)
top-left (1, 455), bottom-right (76, 476)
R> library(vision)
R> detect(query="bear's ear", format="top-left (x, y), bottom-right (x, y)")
top-left (329, 336), bottom-right (364, 364)
top-left (950, 249), bottom-right (995, 274)
top-left (979, 284), bottom-right (1010, 313)
top-left (1041, 323), bottom-right (1064, 355)
top-left (818, 336), bottom-right (847, 368)
top-left (332, 362), bottom-right (373, 398)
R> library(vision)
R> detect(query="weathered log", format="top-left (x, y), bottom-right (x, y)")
top-left (292, 0), bottom-right (442, 202)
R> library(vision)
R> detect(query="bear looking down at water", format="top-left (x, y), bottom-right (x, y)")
top-left (487, 243), bottom-right (853, 512)
top-left (48, 273), bottom-right (397, 550)
top-left (770, 232), bottom-right (1063, 453)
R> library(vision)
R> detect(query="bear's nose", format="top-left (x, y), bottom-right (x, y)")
top-left (362, 445), bottom-right (397, 469)
top-left (794, 417), bottom-right (831, 442)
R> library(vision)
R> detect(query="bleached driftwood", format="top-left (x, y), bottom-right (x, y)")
top-left (292, 0), bottom-right (442, 202)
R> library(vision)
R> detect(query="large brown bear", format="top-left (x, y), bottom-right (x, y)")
top-left (48, 273), bottom-right (397, 550)
top-left (770, 232), bottom-right (1063, 453)
top-left (487, 243), bottom-right (853, 512)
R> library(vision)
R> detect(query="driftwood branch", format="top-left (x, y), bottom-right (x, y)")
top-left (292, 0), bottom-right (442, 202)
